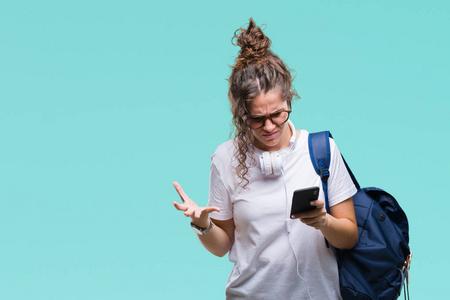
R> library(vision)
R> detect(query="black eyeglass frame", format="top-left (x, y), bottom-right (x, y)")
top-left (245, 109), bottom-right (292, 129)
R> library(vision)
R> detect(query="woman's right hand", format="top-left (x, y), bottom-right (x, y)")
top-left (172, 181), bottom-right (220, 227)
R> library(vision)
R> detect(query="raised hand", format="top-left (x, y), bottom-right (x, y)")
top-left (172, 181), bottom-right (220, 226)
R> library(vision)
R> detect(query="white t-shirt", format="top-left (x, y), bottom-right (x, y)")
top-left (207, 122), bottom-right (357, 300)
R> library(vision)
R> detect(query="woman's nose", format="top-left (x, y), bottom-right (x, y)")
top-left (263, 117), bottom-right (276, 131)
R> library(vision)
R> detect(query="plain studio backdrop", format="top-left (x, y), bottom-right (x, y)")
top-left (1, 1), bottom-right (448, 299)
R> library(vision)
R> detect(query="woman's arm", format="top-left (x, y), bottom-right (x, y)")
top-left (320, 198), bottom-right (358, 249)
top-left (194, 218), bottom-right (235, 257)
top-left (292, 197), bottom-right (358, 249)
top-left (172, 182), bottom-right (235, 257)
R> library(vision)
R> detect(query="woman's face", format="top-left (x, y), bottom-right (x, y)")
top-left (247, 91), bottom-right (292, 152)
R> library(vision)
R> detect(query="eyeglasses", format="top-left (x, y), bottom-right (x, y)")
top-left (246, 109), bottom-right (291, 129)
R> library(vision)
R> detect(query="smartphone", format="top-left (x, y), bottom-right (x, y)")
top-left (290, 186), bottom-right (320, 217)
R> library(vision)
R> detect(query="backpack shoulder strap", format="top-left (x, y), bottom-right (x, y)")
top-left (308, 131), bottom-right (332, 214)
top-left (309, 131), bottom-right (361, 198)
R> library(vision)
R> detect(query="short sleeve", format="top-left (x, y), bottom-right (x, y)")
top-left (207, 153), bottom-right (233, 220)
top-left (327, 138), bottom-right (358, 207)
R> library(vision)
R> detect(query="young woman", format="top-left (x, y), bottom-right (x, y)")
top-left (173, 18), bottom-right (358, 300)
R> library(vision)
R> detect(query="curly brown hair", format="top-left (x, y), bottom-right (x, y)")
top-left (228, 18), bottom-right (299, 188)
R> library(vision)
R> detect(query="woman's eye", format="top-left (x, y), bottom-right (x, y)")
top-left (251, 117), bottom-right (265, 122)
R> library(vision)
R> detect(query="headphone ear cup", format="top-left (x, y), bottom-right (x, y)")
top-left (271, 152), bottom-right (283, 175)
top-left (259, 152), bottom-right (272, 175)
top-left (259, 152), bottom-right (283, 176)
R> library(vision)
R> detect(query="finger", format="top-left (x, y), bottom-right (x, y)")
top-left (299, 217), bottom-right (319, 227)
top-left (184, 207), bottom-right (196, 217)
top-left (203, 206), bottom-right (221, 214)
top-left (313, 204), bottom-right (323, 210)
top-left (305, 218), bottom-right (326, 230)
top-left (172, 201), bottom-right (188, 211)
top-left (193, 206), bottom-right (220, 219)
top-left (173, 181), bottom-right (189, 202)
top-left (311, 199), bottom-right (325, 210)
top-left (194, 209), bottom-right (202, 219)
top-left (292, 209), bottom-right (319, 219)
top-left (291, 212), bottom-right (307, 219)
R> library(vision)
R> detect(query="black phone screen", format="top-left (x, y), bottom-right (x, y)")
top-left (290, 186), bottom-right (320, 216)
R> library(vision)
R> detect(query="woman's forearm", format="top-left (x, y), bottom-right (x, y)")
top-left (317, 197), bottom-right (358, 249)
top-left (319, 214), bottom-right (358, 249)
top-left (192, 218), bottom-right (234, 257)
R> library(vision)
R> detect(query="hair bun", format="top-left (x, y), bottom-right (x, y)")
top-left (233, 18), bottom-right (272, 68)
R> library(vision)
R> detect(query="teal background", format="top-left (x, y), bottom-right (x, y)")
top-left (1, 0), bottom-right (448, 299)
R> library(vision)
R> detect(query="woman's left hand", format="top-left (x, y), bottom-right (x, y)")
top-left (291, 199), bottom-right (328, 230)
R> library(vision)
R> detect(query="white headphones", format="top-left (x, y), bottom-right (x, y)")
top-left (259, 152), bottom-right (283, 176)
top-left (258, 121), bottom-right (297, 176)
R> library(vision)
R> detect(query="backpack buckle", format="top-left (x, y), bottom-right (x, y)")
top-left (320, 169), bottom-right (330, 182)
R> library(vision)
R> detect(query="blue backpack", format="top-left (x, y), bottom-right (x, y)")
top-left (308, 131), bottom-right (412, 300)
